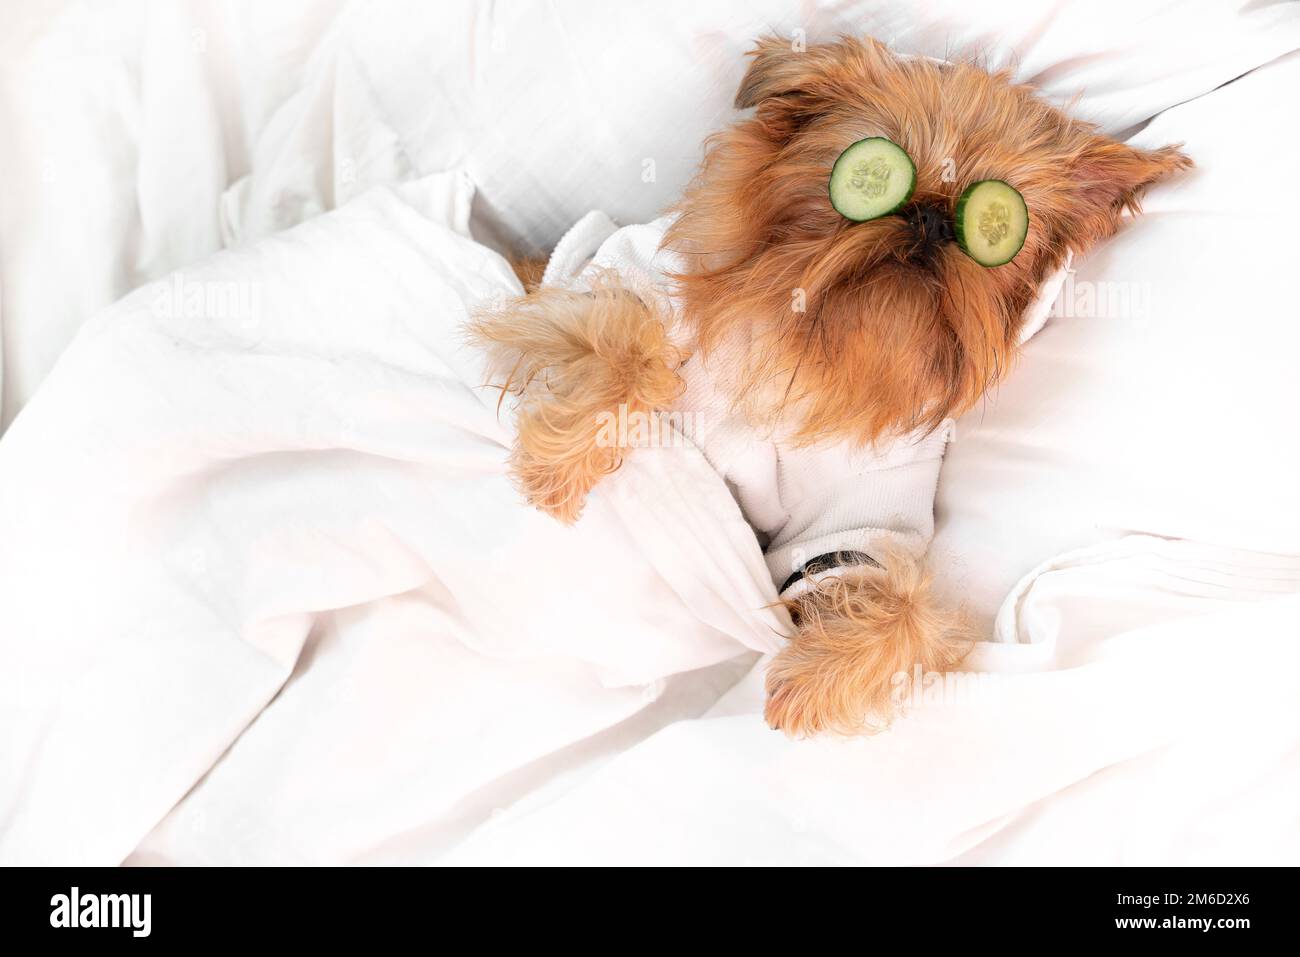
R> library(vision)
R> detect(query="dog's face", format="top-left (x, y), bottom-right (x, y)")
top-left (667, 37), bottom-right (1190, 443)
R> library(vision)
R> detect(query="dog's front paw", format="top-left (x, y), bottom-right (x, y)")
top-left (764, 639), bottom-right (876, 737)
top-left (510, 439), bottom-right (619, 524)
top-left (763, 657), bottom-right (831, 737)
top-left (764, 555), bottom-right (972, 738)
top-left (468, 276), bottom-right (683, 525)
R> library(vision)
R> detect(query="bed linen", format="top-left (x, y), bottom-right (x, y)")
top-left (0, 172), bottom-right (789, 864)
top-left (2, 0), bottom-right (1299, 866)
top-left (4, 170), bottom-right (1294, 866)
top-left (7, 0), bottom-right (1300, 428)
top-left (929, 47), bottom-right (1300, 630)
top-left (441, 537), bottom-right (1300, 866)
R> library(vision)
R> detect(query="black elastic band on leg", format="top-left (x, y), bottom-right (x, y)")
top-left (779, 549), bottom-right (882, 595)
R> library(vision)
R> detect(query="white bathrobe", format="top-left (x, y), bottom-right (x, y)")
top-left (542, 210), bottom-right (1068, 598)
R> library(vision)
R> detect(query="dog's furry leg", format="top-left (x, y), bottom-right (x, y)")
top-left (468, 272), bottom-right (683, 523)
top-left (507, 255), bottom-right (549, 292)
top-left (764, 549), bottom-right (973, 736)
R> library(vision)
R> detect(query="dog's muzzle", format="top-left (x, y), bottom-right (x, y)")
top-left (904, 201), bottom-right (954, 254)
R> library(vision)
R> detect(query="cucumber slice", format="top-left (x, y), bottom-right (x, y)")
top-left (828, 138), bottom-right (916, 221)
top-left (953, 180), bottom-right (1028, 267)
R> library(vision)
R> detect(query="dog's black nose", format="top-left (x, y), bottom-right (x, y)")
top-left (905, 201), bottom-right (954, 250)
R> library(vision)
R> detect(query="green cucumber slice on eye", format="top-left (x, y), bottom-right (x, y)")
top-left (828, 137), bottom-right (916, 221)
top-left (953, 180), bottom-right (1028, 267)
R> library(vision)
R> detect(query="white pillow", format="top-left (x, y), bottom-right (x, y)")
top-left (225, 0), bottom-right (1300, 255)
top-left (0, 0), bottom-right (344, 428)
top-left (930, 50), bottom-right (1300, 629)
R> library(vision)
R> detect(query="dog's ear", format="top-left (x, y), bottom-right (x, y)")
top-left (1064, 138), bottom-right (1192, 247)
top-left (735, 36), bottom-right (896, 142)
top-left (734, 36), bottom-right (810, 109)
top-left (735, 35), bottom-right (895, 109)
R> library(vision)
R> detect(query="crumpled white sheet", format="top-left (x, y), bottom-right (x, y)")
top-left (0, 174), bottom-right (786, 865)
top-left (438, 537), bottom-right (1300, 866)
top-left (0, 0), bottom-right (347, 429)
top-left (4, 0), bottom-right (1300, 866)
top-left (8, 0), bottom-right (1300, 428)
top-left (3, 173), bottom-right (1297, 867)
top-left (222, 0), bottom-right (1300, 257)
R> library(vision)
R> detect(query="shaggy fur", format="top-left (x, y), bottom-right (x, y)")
top-left (665, 36), bottom-right (1191, 445)
top-left (508, 255), bottom-right (549, 293)
top-left (764, 549), bottom-right (971, 736)
top-left (472, 35), bottom-right (1190, 734)
top-left (468, 273), bottom-right (683, 523)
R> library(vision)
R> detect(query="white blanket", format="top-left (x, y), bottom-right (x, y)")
top-left (4, 0), bottom-right (1300, 866)
top-left (443, 538), bottom-right (1300, 866)
top-left (3, 173), bottom-right (1298, 867)
top-left (8, 0), bottom-right (1300, 427)
top-left (0, 173), bottom-right (787, 865)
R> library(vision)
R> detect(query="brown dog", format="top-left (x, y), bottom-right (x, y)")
top-left (472, 36), bottom-right (1189, 736)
